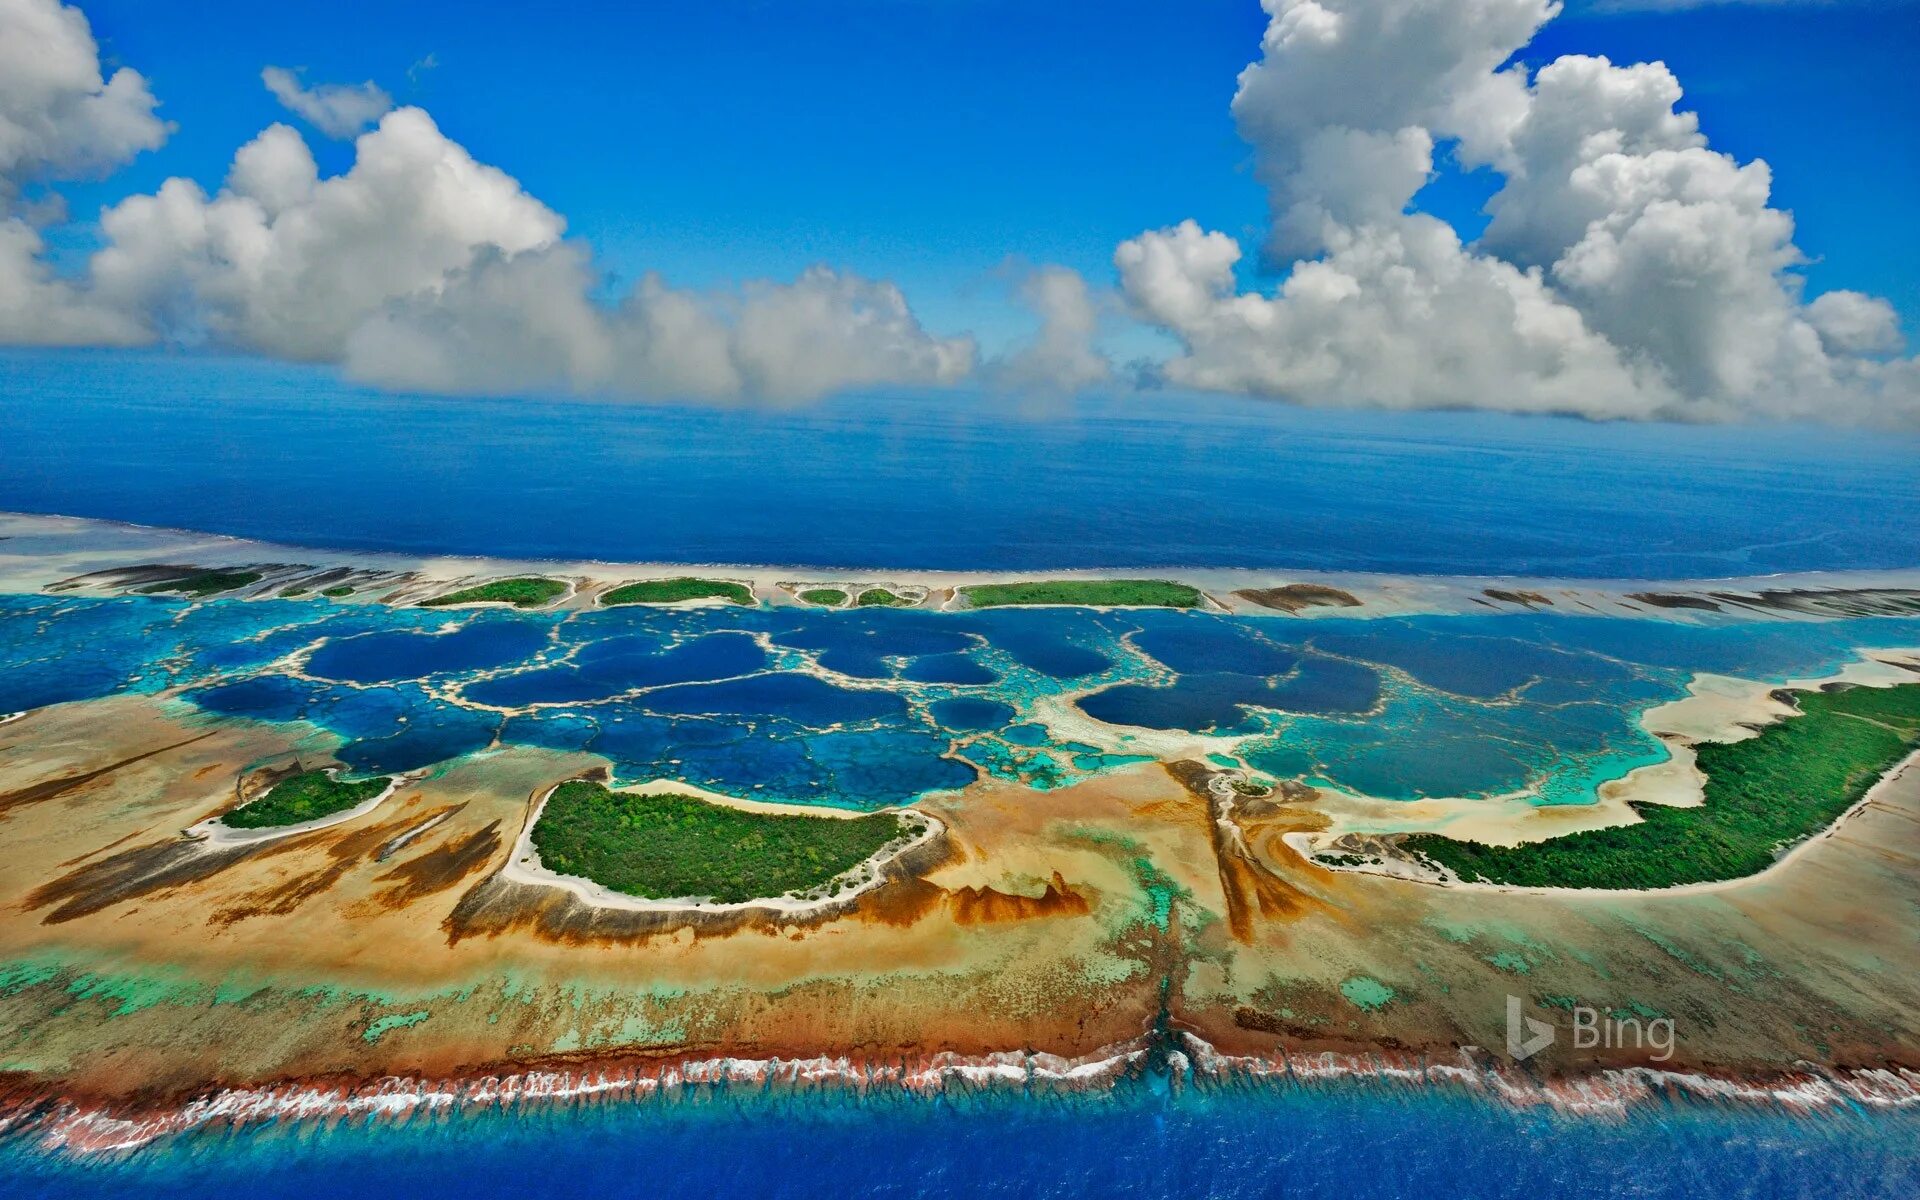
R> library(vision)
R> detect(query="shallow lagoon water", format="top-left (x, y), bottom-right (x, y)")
top-left (4, 592), bottom-right (1918, 810)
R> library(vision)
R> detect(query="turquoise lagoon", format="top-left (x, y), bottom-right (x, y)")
top-left (4, 590), bottom-right (1917, 813)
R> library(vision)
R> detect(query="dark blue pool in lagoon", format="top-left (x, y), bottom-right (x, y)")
top-left (3, 592), bottom-right (1918, 810)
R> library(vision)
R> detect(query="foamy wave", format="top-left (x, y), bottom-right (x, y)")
top-left (1177, 1034), bottom-right (1920, 1118)
top-left (6, 1036), bottom-right (1916, 1156)
top-left (6, 1044), bottom-right (1150, 1155)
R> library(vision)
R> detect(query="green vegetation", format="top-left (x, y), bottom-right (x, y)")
top-left (961, 579), bottom-right (1204, 609)
top-left (798, 588), bottom-right (848, 606)
top-left (223, 769), bottom-right (392, 830)
top-left (280, 586), bottom-right (309, 598)
top-left (321, 585), bottom-right (356, 598)
top-left (530, 781), bottom-right (908, 904)
top-left (1404, 684), bottom-right (1920, 889)
top-left (420, 577), bottom-right (568, 608)
top-left (135, 570), bottom-right (262, 598)
top-left (854, 587), bottom-right (911, 607)
top-left (601, 578), bottom-right (754, 607)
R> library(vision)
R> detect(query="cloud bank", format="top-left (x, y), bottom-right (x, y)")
top-left (0, 0), bottom-right (1913, 421)
top-left (1117, 0), bottom-right (1916, 423)
top-left (0, 0), bottom-right (974, 402)
top-left (85, 109), bottom-right (976, 400)
top-left (0, 0), bottom-right (167, 344)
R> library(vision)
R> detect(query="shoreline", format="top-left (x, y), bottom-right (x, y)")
top-left (184, 770), bottom-right (416, 848)
top-left (1284, 646), bottom-right (1920, 865)
top-left (5, 1032), bottom-right (1917, 1157)
top-left (1289, 747), bottom-right (1920, 899)
top-left (497, 778), bottom-right (947, 918)
top-left (6, 510), bottom-right (1920, 621)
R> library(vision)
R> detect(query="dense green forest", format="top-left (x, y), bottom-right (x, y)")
top-left (531, 782), bottom-right (907, 904)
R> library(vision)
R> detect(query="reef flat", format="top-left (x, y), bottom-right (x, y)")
top-left (1399, 684), bottom-right (1920, 888)
top-left (10, 510), bottom-right (1920, 622)
top-left (1, 513), bottom-right (1919, 1152)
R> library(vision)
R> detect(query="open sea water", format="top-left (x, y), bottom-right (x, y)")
top-left (3, 348), bottom-right (1919, 1194)
top-left (6, 1085), bottom-right (1919, 1200)
top-left (4, 349), bottom-right (1919, 576)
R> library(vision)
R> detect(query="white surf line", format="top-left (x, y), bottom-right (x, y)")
top-left (24, 1041), bottom-right (1155, 1155)
top-left (24, 1030), bottom-right (1920, 1155)
top-left (1175, 1034), bottom-right (1920, 1119)
top-left (498, 778), bottom-right (944, 917)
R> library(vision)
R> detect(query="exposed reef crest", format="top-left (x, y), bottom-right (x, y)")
top-left (4, 1032), bottom-right (1917, 1157)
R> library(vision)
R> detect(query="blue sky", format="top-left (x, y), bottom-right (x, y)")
top-left (5, 0), bottom-right (1918, 422)
top-left (54, 0), bottom-right (1919, 345)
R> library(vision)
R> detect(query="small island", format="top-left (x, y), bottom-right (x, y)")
top-left (1401, 683), bottom-right (1920, 889)
top-left (601, 578), bottom-right (754, 607)
top-left (854, 587), bottom-right (911, 607)
top-left (528, 781), bottom-right (909, 904)
top-left (421, 578), bottom-right (569, 609)
top-left (136, 569), bottom-right (264, 598)
top-left (797, 587), bottom-right (849, 606)
top-left (222, 769), bottom-right (394, 830)
top-left (961, 579), bottom-right (1203, 609)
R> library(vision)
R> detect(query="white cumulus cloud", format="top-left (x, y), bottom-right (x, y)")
top-left (342, 246), bottom-right (976, 402)
top-left (1121, 0), bottom-right (1919, 424)
top-left (1118, 216), bottom-right (1674, 416)
top-left (1807, 290), bottom-right (1904, 357)
top-left (0, 1), bottom-right (972, 403)
top-left (0, 215), bottom-right (147, 344)
top-left (0, 0), bottom-right (168, 196)
top-left (0, 0), bottom-right (167, 345)
top-left (987, 265), bottom-right (1112, 393)
top-left (88, 111), bottom-right (972, 400)
top-left (260, 66), bottom-right (392, 139)
top-left (90, 111), bottom-right (566, 360)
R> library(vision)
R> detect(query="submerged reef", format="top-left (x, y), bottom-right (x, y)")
top-left (5, 516), bottom-right (1920, 1155)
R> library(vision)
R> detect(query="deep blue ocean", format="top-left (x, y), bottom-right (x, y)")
top-left (7, 1085), bottom-right (1920, 1200)
top-left (3, 348), bottom-right (1918, 576)
top-left (3, 348), bottom-right (1919, 1195)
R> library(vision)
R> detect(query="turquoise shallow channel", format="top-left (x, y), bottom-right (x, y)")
top-left (4, 591), bottom-right (1918, 810)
